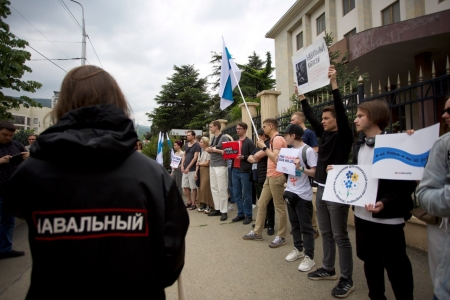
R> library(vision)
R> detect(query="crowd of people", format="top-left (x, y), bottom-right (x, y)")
top-left (170, 66), bottom-right (449, 300)
top-left (0, 64), bottom-right (448, 299)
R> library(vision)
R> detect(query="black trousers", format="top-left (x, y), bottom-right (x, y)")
top-left (355, 216), bottom-right (414, 300)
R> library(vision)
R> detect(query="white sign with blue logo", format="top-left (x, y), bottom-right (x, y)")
top-left (371, 123), bottom-right (440, 180)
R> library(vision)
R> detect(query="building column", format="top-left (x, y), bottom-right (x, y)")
top-left (239, 102), bottom-right (259, 139)
top-left (405, 0), bottom-right (425, 20)
top-left (257, 90), bottom-right (281, 125)
top-left (357, 0), bottom-right (372, 32)
top-left (325, 0), bottom-right (337, 41)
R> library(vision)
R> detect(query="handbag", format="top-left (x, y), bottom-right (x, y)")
top-left (410, 194), bottom-right (441, 225)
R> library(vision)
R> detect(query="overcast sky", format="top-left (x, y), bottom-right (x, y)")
top-left (5, 0), bottom-right (294, 127)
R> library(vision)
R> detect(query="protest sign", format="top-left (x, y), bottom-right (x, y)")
top-left (371, 123), bottom-right (439, 180)
top-left (292, 37), bottom-right (330, 94)
top-left (276, 148), bottom-right (300, 176)
top-left (322, 165), bottom-right (378, 207)
top-left (170, 155), bottom-right (182, 168)
top-left (222, 141), bottom-right (240, 159)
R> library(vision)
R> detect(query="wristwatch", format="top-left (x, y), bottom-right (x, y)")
top-left (262, 147), bottom-right (267, 151)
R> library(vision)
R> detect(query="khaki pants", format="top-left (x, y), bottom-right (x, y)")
top-left (254, 175), bottom-right (287, 238)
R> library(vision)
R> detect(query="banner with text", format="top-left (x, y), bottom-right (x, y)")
top-left (222, 141), bottom-right (241, 159)
top-left (371, 123), bottom-right (439, 180)
top-left (276, 148), bottom-right (301, 176)
top-left (323, 165), bottom-right (378, 207)
top-left (292, 37), bottom-right (330, 94)
top-left (170, 155), bottom-right (182, 168)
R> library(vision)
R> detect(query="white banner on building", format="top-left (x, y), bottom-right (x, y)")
top-left (292, 37), bottom-right (330, 94)
top-left (170, 129), bottom-right (202, 137)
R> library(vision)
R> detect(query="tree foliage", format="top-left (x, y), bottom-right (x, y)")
top-left (0, 0), bottom-right (42, 119)
top-left (147, 65), bottom-right (211, 132)
top-left (12, 128), bottom-right (35, 146)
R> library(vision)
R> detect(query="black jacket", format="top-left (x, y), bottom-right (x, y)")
top-left (301, 89), bottom-right (353, 184)
top-left (238, 137), bottom-right (256, 173)
top-left (5, 104), bottom-right (189, 300)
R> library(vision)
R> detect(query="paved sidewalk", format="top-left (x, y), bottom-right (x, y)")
top-left (1, 208), bottom-right (434, 299)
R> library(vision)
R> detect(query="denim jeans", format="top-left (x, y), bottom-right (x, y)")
top-left (228, 164), bottom-right (235, 204)
top-left (316, 185), bottom-right (353, 278)
top-left (0, 195), bottom-right (15, 253)
top-left (284, 191), bottom-right (314, 259)
top-left (232, 168), bottom-right (252, 218)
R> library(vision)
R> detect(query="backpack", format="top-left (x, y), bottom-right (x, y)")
top-left (301, 144), bottom-right (315, 186)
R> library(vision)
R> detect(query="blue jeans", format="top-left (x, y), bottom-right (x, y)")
top-left (228, 165), bottom-right (235, 204)
top-left (232, 168), bottom-right (252, 218)
top-left (316, 185), bottom-right (353, 278)
top-left (0, 195), bottom-right (15, 253)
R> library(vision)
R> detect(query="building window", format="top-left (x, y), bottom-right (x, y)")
top-left (344, 28), bottom-right (357, 38)
top-left (382, 1), bottom-right (400, 25)
top-left (343, 0), bottom-right (355, 15)
top-left (12, 115), bottom-right (25, 125)
top-left (317, 13), bottom-right (325, 35)
top-left (33, 118), bottom-right (39, 125)
top-left (296, 32), bottom-right (303, 50)
top-left (27, 117), bottom-right (30, 126)
top-left (33, 127), bottom-right (39, 132)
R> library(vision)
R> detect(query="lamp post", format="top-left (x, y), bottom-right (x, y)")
top-left (70, 0), bottom-right (86, 66)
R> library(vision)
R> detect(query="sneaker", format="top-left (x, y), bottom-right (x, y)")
top-left (232, 215), bottom-right (245, 222)
top-left (314, 230), bottom-right (319, 239)
top-left (267, 227), bottom-right (274, 235)
top-left (269, 236), bottom-right (286, 248)
top-left (227, 203), bottom-right (237, 211)
top-left (285, 247), bottom-right (304, 262)
top-left (308, 267), bottom-right (338, 281)
top-left (298, 256), bottom-right (315, 272)
top-left (197, 205), bottom-right (206, 212)
top-left (243, 217), bottom-right (252, 225)
top-left (332, 277), bottom-right (355, 298)
top-left (220, 213), bottom-right (228, 221)
top-left (243, 230), bottom-right (262, 241)
top-left (208, 210), bottom-right (221, 216)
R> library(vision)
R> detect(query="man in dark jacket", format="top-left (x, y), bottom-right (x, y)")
top-left (297, 66), bottom-right (355, 298)
top-left (231, 122), bottom-right (256, 224)
top-left (0, 121), bottom-right (28, 259)
top-left (353, 100), bottom-right (416, 300)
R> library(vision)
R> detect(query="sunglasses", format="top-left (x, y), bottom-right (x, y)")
top-left (442, 108), bottom-right (450, 115)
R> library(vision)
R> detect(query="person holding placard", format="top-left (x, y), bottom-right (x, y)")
top-left (295, 66), bottom-right (354, 298)
top-left (351, 100), bottom-right (416, 300)
top-left (171, 140), bottom-right (185, 197)
top-left (416, 98), bottom-right (450, 300)
top-left (282, 124), bottom-right (318, 272)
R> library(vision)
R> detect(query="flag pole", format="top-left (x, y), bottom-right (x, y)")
top-left (229, 70), bottom-right (260, 141)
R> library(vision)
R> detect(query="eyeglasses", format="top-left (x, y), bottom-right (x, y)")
top-left (442, 108), bottom-right (450, 115)
top-left (236, 127), bottom-right (244, 130)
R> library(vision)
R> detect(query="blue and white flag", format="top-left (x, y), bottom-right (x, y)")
top-left (166, 133), bottom-right (174, 160)
top-left (156, 131), bottom-right (164, 165)
top-left (219, 37), bottom-right (241, 110)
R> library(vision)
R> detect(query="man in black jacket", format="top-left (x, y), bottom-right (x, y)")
top-left (296, 66), bottom-right (354, 298)
top-left (353, 100), bottom-right (415, 300)
top-left (231, 122), bottom-right (256, 224)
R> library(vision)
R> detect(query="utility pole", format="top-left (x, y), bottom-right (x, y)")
top-left (70, 0), bottom-right (86, 66)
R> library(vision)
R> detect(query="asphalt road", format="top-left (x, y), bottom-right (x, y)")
top-left (1, 207), bottom-right (434, 300)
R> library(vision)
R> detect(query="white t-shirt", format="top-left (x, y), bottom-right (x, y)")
top-left (285, 145), bottom-right (318, 201)
top-left (354, 143), bottom-right (404, 225)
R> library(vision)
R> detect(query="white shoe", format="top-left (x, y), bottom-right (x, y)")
top-left (298, 255), bottom-right (315, 272)
top-left (285, 247), bottom-right (304, 262)
top-left (227, 203), bottom-right (237, 211)
top-left (252, 204), bottom-right (256, 209)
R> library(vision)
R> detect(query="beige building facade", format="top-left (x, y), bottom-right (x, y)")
top-left (10, 105), bottom-right (53, 134)
top-left (267, 0), bottom-right (450, 112)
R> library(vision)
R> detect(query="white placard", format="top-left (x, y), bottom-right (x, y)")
top-left (276, 148), bottom-right (300, 176)
top-left (371, 123), bottom-right (440, 180)
top-left (170, 155), bottom-right (182, 168)
top-left (292, 37), bottom-right (330, 94)
top-left (322, 165), bottom-right (378, 207)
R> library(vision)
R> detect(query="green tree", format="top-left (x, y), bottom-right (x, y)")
top-left (147, 65), bottom-right (211, 131)
top-left (12, 128), bottom-right (35, 146)
top-left (0, 0), bottom-right (42, 119)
